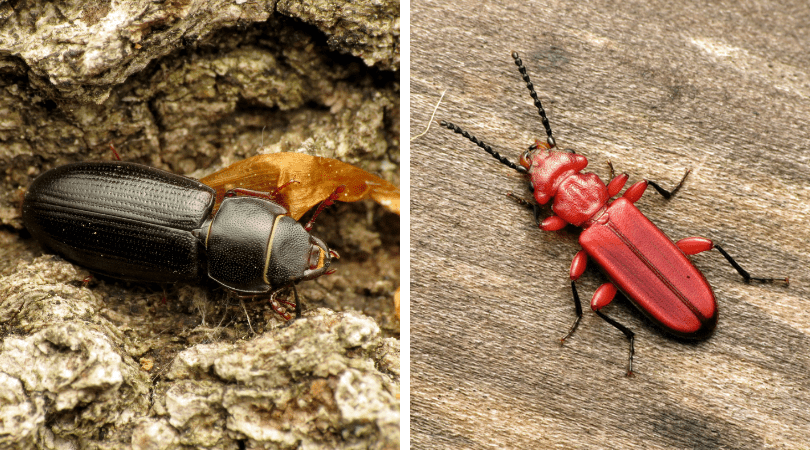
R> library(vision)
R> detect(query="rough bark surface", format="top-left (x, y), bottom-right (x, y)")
top-left (0, 1), bottom-right (399, 448)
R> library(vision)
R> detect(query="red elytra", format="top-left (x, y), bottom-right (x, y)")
top-left (441, 52), bottom-right (787, 376)
top-left (579, 197), bottom-right (717, 337)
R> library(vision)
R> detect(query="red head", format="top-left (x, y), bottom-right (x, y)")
top-left (520, 140), bottom-right (609, 227)
top-left (519, 140), bottom-right (589, 205)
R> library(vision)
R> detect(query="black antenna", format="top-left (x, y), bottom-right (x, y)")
top-left (440, 121), bottom-right (526, 173)
top-left (512, 52), bottom-right (556, 149)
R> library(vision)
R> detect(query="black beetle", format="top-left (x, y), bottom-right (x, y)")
top-left (21, 161), bottom-right (335, 318)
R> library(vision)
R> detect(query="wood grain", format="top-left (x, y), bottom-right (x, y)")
top-left (410, 0), bottom-right (810, 448)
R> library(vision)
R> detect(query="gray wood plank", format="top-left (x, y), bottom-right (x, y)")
top-left (410, 0), bottom-right (810, 448)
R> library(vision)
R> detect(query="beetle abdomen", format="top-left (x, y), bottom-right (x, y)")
top-left (580, 198), bottom-right (718, 339)
top-left (22, 162), bottom-right (216, 282)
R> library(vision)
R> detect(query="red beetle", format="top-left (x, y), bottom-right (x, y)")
top-left (441, 52), bottom-right (787, 376)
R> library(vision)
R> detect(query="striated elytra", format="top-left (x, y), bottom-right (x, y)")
top-left (22, 161), bottom-right (334, 318)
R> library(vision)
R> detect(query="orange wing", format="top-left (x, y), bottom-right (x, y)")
top-left (200, 153), bottom-right (400, 220)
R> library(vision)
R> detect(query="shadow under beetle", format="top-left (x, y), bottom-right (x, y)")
top-left (441, 52), bottom-right (787, 376)
top-left (22, 161), bottom-right (340, 320)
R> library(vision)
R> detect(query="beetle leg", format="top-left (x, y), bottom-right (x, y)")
top-left (714, 244), bottom-right (789, 284)
top-left (504, 192), bottom-right (567, 230)
top-left (224, 186), bottom-right (296, 205)
top-left (566, 279), bottom-right (635, 376)
top-left (591, 283), bottom-right (635, 377)
top-left (269, 290), bottom-right (294, 321)
top-left (569, 250), bottom-right (588, 280)
top-left (648, 168), bottom-right (690, 199)
top-left (506, 191), bottom-right (533, 209)
top-left (606, 173), bottom-right (629, 198)
top-left (269, 303), bottom-right (293, 321)
top-left (109, 142), bottom-right (122, 161)
top-left (562, 280), bottom-right (584, 344)
top-left (622, 169), bottom-right (691, 203)
top-left (540, 216), bottom-right (567, 231)
top-left (591, 282), bottom-right (618, 310)
top-left (676, 238), bottom-right (789, 285)
top-left (506, 192), bottom-right (546, 226)
top-left (291, 283), bottom-right (302, 319)
top-left (562, 251), bottom-right (589, 343)
top-left (223, 182), bottom-right (299, 210)
top-left (675, 236), bottom-right (713, 254)
top-left (276, 297), bottom-right (297, 309)
top-left (622, 180), bottom-right (648, 203)
top-left (505, 191), bottom-right (572, 230)
top-left (304, 185), bottom-right (346, 231)
top-left (594, 309), bottom-right (635, 377)
top-left (273, 179), bottom-right (299, 195)
top-left (505, 191), bottom-right (569, 230)
top-left (270, 284), bottom-right (305, 323)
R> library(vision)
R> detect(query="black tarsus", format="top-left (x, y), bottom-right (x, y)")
top-left (568, 281), bottom-right (635, 377)
top-left (506, 191), bottom-right (544, 225)
top-left (713, 245), bottom-right (789, 285)
top-left (594, 309), bottom-right (636, 378)
top-left (562, 280), bottom-right (584, 343)
top-left (647, 169), bottom-right (691, 199)
top-left (292, 283), bottom-right (302, 319)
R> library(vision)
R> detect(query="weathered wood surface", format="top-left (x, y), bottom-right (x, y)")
top-left (410, 0), bottom-right (810, 448)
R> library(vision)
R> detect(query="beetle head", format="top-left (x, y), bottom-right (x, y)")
top-left (301, 235), bottom-right (336, 281)
top-left (519, 140), bottom-right (554, 171)
top-left (520, 140), bottom-right (589, 205)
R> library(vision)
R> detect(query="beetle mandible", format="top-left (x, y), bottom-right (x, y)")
top-left (441, 51), bottom-right (787, 376)
top-left (22, 161), bottom-right (341, 319)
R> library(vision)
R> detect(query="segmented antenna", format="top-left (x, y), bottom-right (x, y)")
top-left (512, 52), bottom-right (556, 149)
top-left (440, 121), bottom-right (526, 173)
